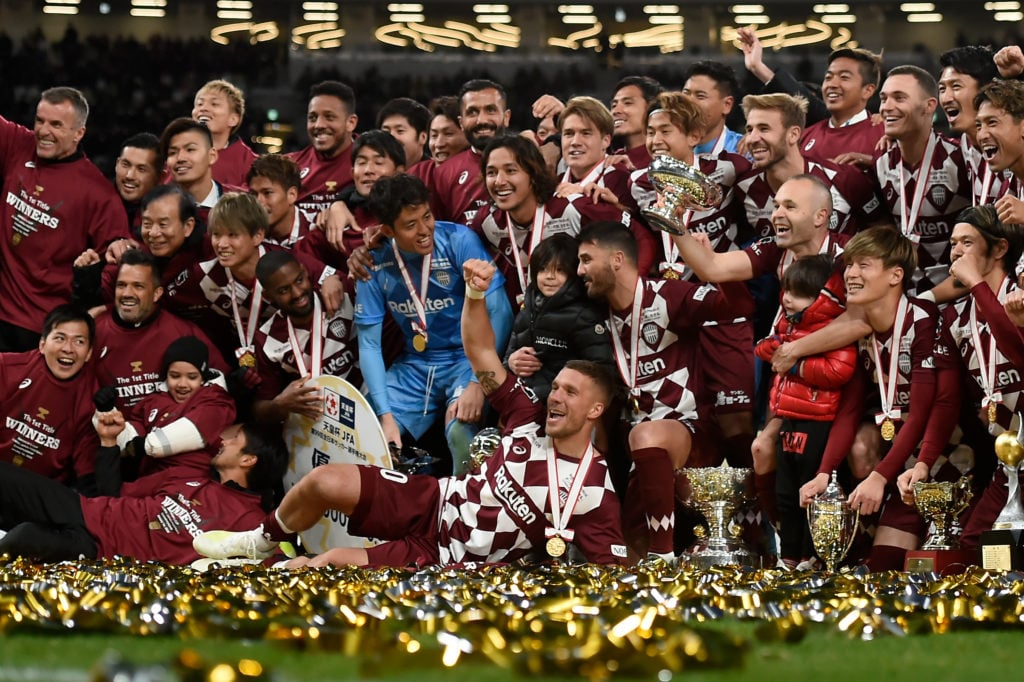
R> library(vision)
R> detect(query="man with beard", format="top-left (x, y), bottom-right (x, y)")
top-left (287, 81), bottom-right (359, 227)
top-left (429, 79), bottom-right (511, 225)
top-left (0, 87), bottom-right (130, 351)
top-left (577, 221), bottom-right (753, 560)
top-left (252, 251), bottom-right (359, 424)
top-left (92, 249), bottom-right (227, 412)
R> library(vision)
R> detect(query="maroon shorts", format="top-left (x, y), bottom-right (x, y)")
top-left (698, 320), bottom-right (754, 415)
top-left (349, 465), bottom-right (442, 567)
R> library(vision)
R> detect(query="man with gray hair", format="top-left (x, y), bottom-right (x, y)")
top-left (0, 86), bottom-right (129, 351)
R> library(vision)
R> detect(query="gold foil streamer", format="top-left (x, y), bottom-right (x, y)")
top-left (4, 554), bottom-right (1024, 677)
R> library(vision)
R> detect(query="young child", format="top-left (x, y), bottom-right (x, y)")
top-left (754, 255), bottom-right (858, 569)
top-left (505, 233), bottom-right (614, 402)
top-left (115, 335), bottom-right (236, 481)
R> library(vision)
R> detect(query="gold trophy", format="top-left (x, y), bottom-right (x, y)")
top-left (641, 155), bottom-right (723, 235)
top-left (980, 419), bottom-right (1024, 570)
top-left (904, 476), bottom-right (974, 574)
top-left (681, 466), bottom-right (758, 568)
top-left (806, 471), bottom-right (859, 573)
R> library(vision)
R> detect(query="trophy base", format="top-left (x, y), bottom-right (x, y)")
top-left (904, 548), bottom-right (976, 575)
top-left (979, 529), bottom-right (1024, 570)
top-left (683, 544), bottom-right (760, 569)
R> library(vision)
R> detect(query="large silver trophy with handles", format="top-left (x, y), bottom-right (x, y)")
top-left (981, 415), bottom-right (1024, 569)
top-left (641, 155), bottom-right (723, 235)
top-left (681, 466), bottom-right (757, 568)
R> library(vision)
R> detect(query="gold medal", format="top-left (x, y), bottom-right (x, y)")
top-left (630, 395), bottom-right (640, 414)
top-left (11, 233), bottom-right (22, 246)
top-left (238, 351), bottom-right (256, 368)
top-left (880, 418), bottom-right (896, 442)
top-left (546, 535), bottom-right (566, 559)
top-left (413, 333), bottom-right (427, 352)
top-left (989, 402), bottom-right (998, 424)
top-left (662, 268), bottom-right (679, 280)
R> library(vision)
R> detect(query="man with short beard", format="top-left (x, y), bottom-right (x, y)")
top-left (428, 79), bottom-right (511, 225)
top-left (251, 251), bottom-right (359, 424)
top-left (287, 81), bottom-right (359, 227)
top-left (92, 249), bottom-right (227, 412)
top-left (113, 132), bottom-right (162, 239)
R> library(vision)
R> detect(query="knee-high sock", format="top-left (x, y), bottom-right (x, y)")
top-left (631, 446), bottom-right (676, 555)
top-left (725, 432), bottom-right (754, 469)
top-left (446, 419), bottom-right (479, 476)
top-left (755, 470), bottom-right (779, 525)
top-left (866, 544), bottom-right (907, 572)
top-left (261, 509), bottom-right (295, 542)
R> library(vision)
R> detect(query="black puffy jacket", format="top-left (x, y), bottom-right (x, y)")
top-left (504, 278), bottom-right (615, 401)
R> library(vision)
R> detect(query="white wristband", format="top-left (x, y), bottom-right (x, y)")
top-left (465, 285), bottom-right (486, 300)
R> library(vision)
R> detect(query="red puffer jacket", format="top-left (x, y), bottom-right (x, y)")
top-left (754, 293), bottom-right (858, 421)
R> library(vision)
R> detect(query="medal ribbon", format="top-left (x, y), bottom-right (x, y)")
top-left (227, 245), bottom-right (265, 351)
top-left (562, 157), bottom-right (606, 186)
top-left (505, 206), bottom-right (546, 297)
top-left (969, 276), bottom-right (1008, 412)
top-left (870, 295), bottom-right (909, 426)
top-left (608, 278), bottom-right (644, 408)
top-left (898, 134), bottom-right (938, 244)
top-left (545, 441), bottom-right (595, 544)
top-left (286, 294), bottom-right (325, 378)
top-left (394, 247), bottom-right (432, 342)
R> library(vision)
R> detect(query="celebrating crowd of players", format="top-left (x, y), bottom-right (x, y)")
top-left (5, 34), bottom-right (1024, 572)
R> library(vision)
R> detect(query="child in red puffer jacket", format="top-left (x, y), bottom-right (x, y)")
top-left (755, 254), bottom-right (858, 568)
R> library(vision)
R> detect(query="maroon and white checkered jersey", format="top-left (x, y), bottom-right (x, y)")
top-left (609, 278), bottom-right (752, 424)
top-left (471, 194), bottom-right (628, 305)
top-left (944, 277), bottom-right (1024, 435)
top-left (735, 159), bottom-right (883, 239)
top-left (254, 289), bottom-right (360, 400)
top-left (960, 134), bottom-right (1014, 207)
top-left (871, 132), bottom-right (972, 291)
top-left (436, 374), bottom-right (626, 564)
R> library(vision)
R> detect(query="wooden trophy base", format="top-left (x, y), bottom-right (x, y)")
top-left (979, 529), bottom-right (1024, 571)
top-left (904, 548), bottom-right (977, 575)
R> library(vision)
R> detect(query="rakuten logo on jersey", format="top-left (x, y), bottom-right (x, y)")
top-left (388, 297), bottom-right (456, 316)
top-left (914, 220), bottom-right (950, 239)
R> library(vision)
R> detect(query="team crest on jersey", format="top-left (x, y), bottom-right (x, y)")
top-left (458, 170), bottom-right (469, 185)
top-left (930, 185), bottom-right (948, 208)
top-left (642, 322), bottom-right (661, 346)
top-left (36, 407), bottom-right (49, 421)
top-left (300, 167), bottom-right (311, 179)
top-left (326, 181), bottom-right (337, 192)
top-left (18, 378), bottom-right (31, 389)
top-left (804, 139), bottom-right (816, 151)
top-left (899, 350), bottom-right (912, 374)
top-left (329, 319), bottom-right (347, 338)
top-left (435, 270), bottom-right (451, 287)
top-left (131, 361), bottom-right (143, 373)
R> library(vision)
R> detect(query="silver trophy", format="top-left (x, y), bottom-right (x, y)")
top-left (913, 476), bottom-right (973, 550)
top-left (641, 155), bottom-right (723, 235)
top-left (681, 466), bottom-right (757, 568)
top-left (992, 427), bottom-right (1024, 531)
top-left (806, 471), bottom-right (860, 573)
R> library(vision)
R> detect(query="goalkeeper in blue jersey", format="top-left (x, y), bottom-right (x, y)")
top-left (355, 174), bottom-right (513, 473)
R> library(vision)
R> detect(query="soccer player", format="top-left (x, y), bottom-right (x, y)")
top-left (577, 221), bottom-right (754, 560)
top-left (377, 97), bottom-right (431, 169)
top-left (192, 79), bottom-right (258, 187)
top-left (193, 258), bottom-right (627, 568)
top-left (252, 251), bottom-right (359, 424)
top-left (0, 87), bottom-right (130, 350)
top-left (93, 249), bottom-right (227, 411)
top-left (113, 132), bottom-right (162, 238)
top-left (908, 205), bottom-right (1024, 549)
top-left (870, 66), bottom-right (972, 293)
top-left (355, 174), bottom-right (512, 473)
top-left (160, 117), bottom-right (243, 224)
top-left (473, 133), bottom-right (630, 307)
top-left (800, 227), bottom-right (960, 571)
top-left (974, 80), bottom-right (1024, 229)
top-left (427, 96), bottom-right (469, 165)
top-left (609, 75), bottom-right (663, 169)
top-left (429, 79), bottom-right (511, 225)
top-left (0, 423), bottom-right (286, 565)
top-left (632, 91), bottom-right (756, 467)
top-left (682, 61), bottom-right (745, 156)
top-left (737, 28), bottom-right (885, 165)
top-left (287, 80), bottom-right (359, 225)
top-left (0, 305), bottom-right (103, 494)
top-left (247, 153), bottom-right (311, 248)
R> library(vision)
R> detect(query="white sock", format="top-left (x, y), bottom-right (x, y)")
top-left (275, 510), bottom-right (295, 534)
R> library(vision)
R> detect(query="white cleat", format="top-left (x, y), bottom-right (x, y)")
top-left (192, 525), bottom-right (277, 560)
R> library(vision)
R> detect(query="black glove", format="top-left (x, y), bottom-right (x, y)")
top-left (93, 385), bottom-right (118, 413)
